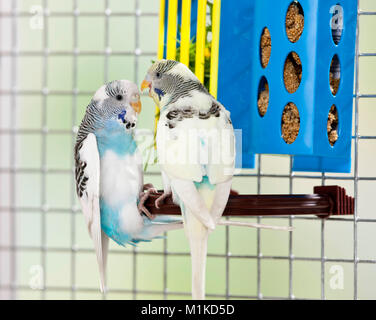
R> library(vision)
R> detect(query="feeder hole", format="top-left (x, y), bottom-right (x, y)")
top-left (327, 105), bottom-right (339, 146)
top-left (330, 54), bottom-right (341, 96)
top-left (285, 1), bottom-right (304, 43)
top-left (331, 4), bottom-right (343, 45)
top-left (260, 27), bottom-right (271, 68)
top-left (282, 102), bottom-right (300, 144)
top-left (284, 52), bottom-right (302, 94)
top-left (257, 76), bottom-right (269, 117)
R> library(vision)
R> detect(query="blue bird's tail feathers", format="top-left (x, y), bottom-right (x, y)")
top-left (131, 215), bottom-right (183, 244)
top-left (100, 197), bottom-right (183, 247)
top-left (103, 214), bottom-right (183, 247)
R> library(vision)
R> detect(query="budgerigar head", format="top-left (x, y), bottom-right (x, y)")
top-left (92, 79), bottom-right (141, 130)
top-left (141, 59), bottom-right (207, 107)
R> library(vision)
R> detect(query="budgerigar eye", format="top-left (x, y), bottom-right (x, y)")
top-left (116, 95), bottom-right (123, 101)
top-left (156, 72), bottom-right (162, 79)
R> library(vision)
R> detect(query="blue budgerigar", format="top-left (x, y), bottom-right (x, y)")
top-left (74, 80), bottom-right (183, 292)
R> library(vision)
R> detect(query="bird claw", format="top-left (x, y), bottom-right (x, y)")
top-left (155, 191), bottom-right (172, 209)
top-left (138, 187), bottom-right (158, 220)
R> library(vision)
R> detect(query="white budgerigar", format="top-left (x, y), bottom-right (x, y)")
top-left (74, 80), bottom-right (183, 293)
top-left (141, 60), bottom-right (236, 299)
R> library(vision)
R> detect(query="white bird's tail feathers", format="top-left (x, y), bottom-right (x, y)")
top-left (149, 219), bottom-right (293, 231)
top-left (183, 206), bottom-right (209, 300)
top-left (181, 187), bottom-right (293, 299)
top-left (90, 211), bottom-right (109, 294)
top-left (217, 220), bottom-right (293, 231)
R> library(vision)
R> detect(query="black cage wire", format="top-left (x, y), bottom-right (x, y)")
top-left (0, 0), bottom-right (375, 300)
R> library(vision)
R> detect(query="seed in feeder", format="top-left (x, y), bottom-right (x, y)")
top-left (330, 55), bottom-right (341, 96)
top-left (284, 52), bottom-right (302, 94)
top-left (327, 105), bottom-right (339, 146)
top-left (330, 77), bottom-right (340, 96)
top-left (286, 1), bottom-right (304, 43)
top-left (260, 27), bottom-right (271, 68)
top-left (257, 77), bottom-right (269, 117)
top-left (282, 102), bottom-right (300, 144)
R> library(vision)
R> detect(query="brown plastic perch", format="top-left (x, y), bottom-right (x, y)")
top-left (143, 185), bottom-right (354, 218)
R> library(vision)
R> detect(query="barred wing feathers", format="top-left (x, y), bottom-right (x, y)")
top-left (157, 100), bottom-right (235, 185)
top-left (75, 132), bottom-right (108, 293)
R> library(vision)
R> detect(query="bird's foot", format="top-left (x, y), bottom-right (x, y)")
top-left (155, 191), bottom-right (172, 209)
top-left (138, 187), bottom-right (158, 220)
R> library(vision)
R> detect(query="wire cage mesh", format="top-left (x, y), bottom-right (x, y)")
top-left (0, 0), bottom-right (376, 300)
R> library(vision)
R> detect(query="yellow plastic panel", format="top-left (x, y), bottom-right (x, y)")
top-left (180, 0), bottom-right (192, 66)
top-left (209, 0), bottom-right (221, 98)
top-left (195, 0), bottom-right (207, 82)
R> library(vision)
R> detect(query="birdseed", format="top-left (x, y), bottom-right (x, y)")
top-left (327, 105), bottom-right (339, 146)
top-left (258, 82), bottom-right (269, 117)
top-left (282, 102), bottom-right (300, 144)
top-left (286, 2), bottom-right (304, 43)
top-left (284, 51), bottom-right (302, 94)
top-left (260, 27), bottom-right (271, 68)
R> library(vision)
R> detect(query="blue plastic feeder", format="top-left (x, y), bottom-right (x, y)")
top-left (162, 0), bottom-right (357, 172)
top-left (218, 0), bottom-right (357, 172)
top-left (217, 1), bottom-right (257, 169)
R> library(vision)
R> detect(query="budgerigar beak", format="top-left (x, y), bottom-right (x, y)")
top-left (141, 74), bottom-right (152, 96)
top-left (141, 79), bottom-right (151, 91)
top-left (130, 99), bottom-right (142, 113)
